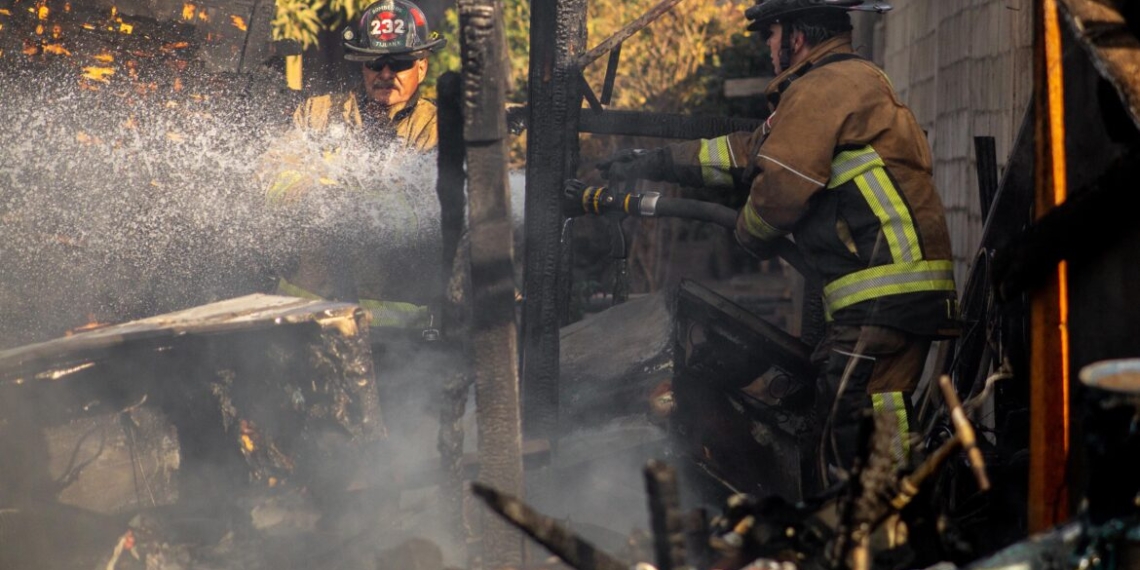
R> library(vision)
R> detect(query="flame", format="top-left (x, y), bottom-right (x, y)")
top-left (94, 52), bottom-right (113, 63)
top-left (230, 15), bottom-right (247, 31)
top-left (239, 420), bottom-right (258, 452)
top-left (162, 41), bottom-right (190, 51)
top-left (182, 3), bottom-right (195, 21)
top-left (119, 22), bottom-right (132, 34)
top-left (0, 9), bottom-right (12, 16)
top-left (22, 42), bottom-right (38, 56)
top-left (82, 66), bottom-right (115, 82)
top-left (66, 314), bottom-right (108, 335)
top-left (198, 9), bottom-right (209, 22)
top-left (51, 24), bottom-right (61, 38)
top-left (35, 23), bottom-right (43, 34)
top-left (110, 6), bottom-right (117, 18)
top-left (43, 44), bottom-right (70, 56)
top-left (37, 6), bottom-right (49, 20)
top-left (82, 23), bottom-right (95, 30)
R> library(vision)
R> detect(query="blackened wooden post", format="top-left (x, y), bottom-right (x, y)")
top-left (458, 0), bottom-right (525, 566)
top-left (522, 0), bottom-right (587, 445)
top-left (436, 71), bottom-right (467, 289)
top-left (435, 69), bottom-right (474, 549)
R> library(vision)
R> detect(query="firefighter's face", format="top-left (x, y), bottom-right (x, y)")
top-left (766, 23), bottom-right (784, 72)
top-left (362, 58), bottom-right (428, 107)
top-left (766, 23), bottom-right (807, 74)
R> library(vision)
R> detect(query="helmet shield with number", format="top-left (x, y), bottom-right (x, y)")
top-left (342, 0), bottom-right (447, 62)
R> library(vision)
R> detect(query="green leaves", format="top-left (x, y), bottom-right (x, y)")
top-left (272, 0), bottom-right (327, 50)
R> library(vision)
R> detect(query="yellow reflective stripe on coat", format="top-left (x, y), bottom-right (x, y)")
top-left (698, 136), bottom-right (736, 188)
top-left (276, 277), bottom-right (430, 329)
top-left (741, 197), bottom-right (788, 240)
top-left (871, 391), bottom-right (910, 464)
top-left (823, 259), bottom-right (955, 314)
top-left (830, 146), bottom-right (921, 263)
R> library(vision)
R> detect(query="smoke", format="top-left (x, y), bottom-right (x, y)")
top-left (0, 64), bottom-right (442, 347)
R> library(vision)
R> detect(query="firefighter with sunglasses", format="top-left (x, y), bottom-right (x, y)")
top-left (285, 0), bottom-right (445, 156)
top-left (598, 0), bottom-right (960, 486)
top-left (259, 0), bottom-right (447, 329)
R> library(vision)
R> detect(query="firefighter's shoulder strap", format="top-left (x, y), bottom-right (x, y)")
top-left (766, 52), bottom-right (865, 109)
top-left (744, 53), bottom-right (865, 185)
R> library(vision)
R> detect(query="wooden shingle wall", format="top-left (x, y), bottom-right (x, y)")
top-left (855, 1), bottom-right (1034, 288)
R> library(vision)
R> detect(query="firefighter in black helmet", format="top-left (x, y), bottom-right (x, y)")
top-left (599, 0), bottom-right (958, 488)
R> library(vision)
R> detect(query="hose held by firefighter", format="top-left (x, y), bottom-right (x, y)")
top-left (594, 0), bottom-right (959, 487)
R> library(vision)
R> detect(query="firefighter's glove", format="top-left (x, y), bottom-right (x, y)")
top-left (596, 147), bottom-right (673, 182)
top-left (734, 226), bottom-right (779, 261)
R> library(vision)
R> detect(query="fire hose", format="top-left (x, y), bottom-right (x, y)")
top-left (563, 179), bottom-right (815, 280)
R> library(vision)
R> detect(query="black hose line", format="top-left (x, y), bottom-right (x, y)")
top-left (653, 197), bottom-right (815, 280)
top-left (654, 198), bottom-right (737, 228)
top-left (563, 181), bottom-right (816, 279)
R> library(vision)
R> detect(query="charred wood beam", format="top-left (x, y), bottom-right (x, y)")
top-left (974, 136), bottom-right (999, 224)
top-left (580, 110), bottom-right (765, 140)
top-left (992, 150), bottom-right (1140, 301)
top-left (471, 483), bottom-right (629, 570)
top-left (1056, 0), bottom-right (1140, 132)
top-left (459, 0), bottom-right (525, 565)
top-left (601, 42), bottom-right (622, 106)
top-left (575, 0), bottom-right (685, 69)
top-left (437, 70), bottom-right (467, 311)
top-left (522, 0), bottom-right (586, 444)
top-left (644, 460), bottom-right (688, 570)
top-left (436, 70), bottom-right (472, 547)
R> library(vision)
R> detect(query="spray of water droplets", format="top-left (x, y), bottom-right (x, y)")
top-left (0, 66), bottom-right (442, 347)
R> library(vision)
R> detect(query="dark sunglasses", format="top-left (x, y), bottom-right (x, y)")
top-left (364, 57), bottom-right (419, 73)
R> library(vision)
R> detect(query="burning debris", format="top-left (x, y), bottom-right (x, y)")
top-left (0, 295), bottom-right (383, 569)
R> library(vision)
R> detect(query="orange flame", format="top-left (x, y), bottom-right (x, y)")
top-left (82, 66), bottom-right (115, 82)
top-left (119, 22), bottom-right (133, 34)
top-left (43, 44), bottom-right (70, 56)
top-left (182, 3), bottom-right (195, 21)
top-left (35, 23), bottom-right (43, 35)
top-left (94, 52), bottom-right (113, 63)
top-left (0, 9), bottom-right (13, 16)
top-left (198, 10), bottom-right (209, 22)
top-left (66, 314), bottom-right (109, 335)
top-left (37, 6), bottom-right (49, 20)
top-left (230, 15), bottom-right (247, 31)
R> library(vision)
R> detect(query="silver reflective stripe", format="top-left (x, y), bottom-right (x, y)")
top-left (860, 170), bottom-right (917, 262)
top-left (872, 392), bottom-right (910, 464)
top-left (699, 136), bottom-right (735, 188)
top-left (829, 149), bottom-right (881, 185)
top-left (823, 260), bottom-right (955, 314)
